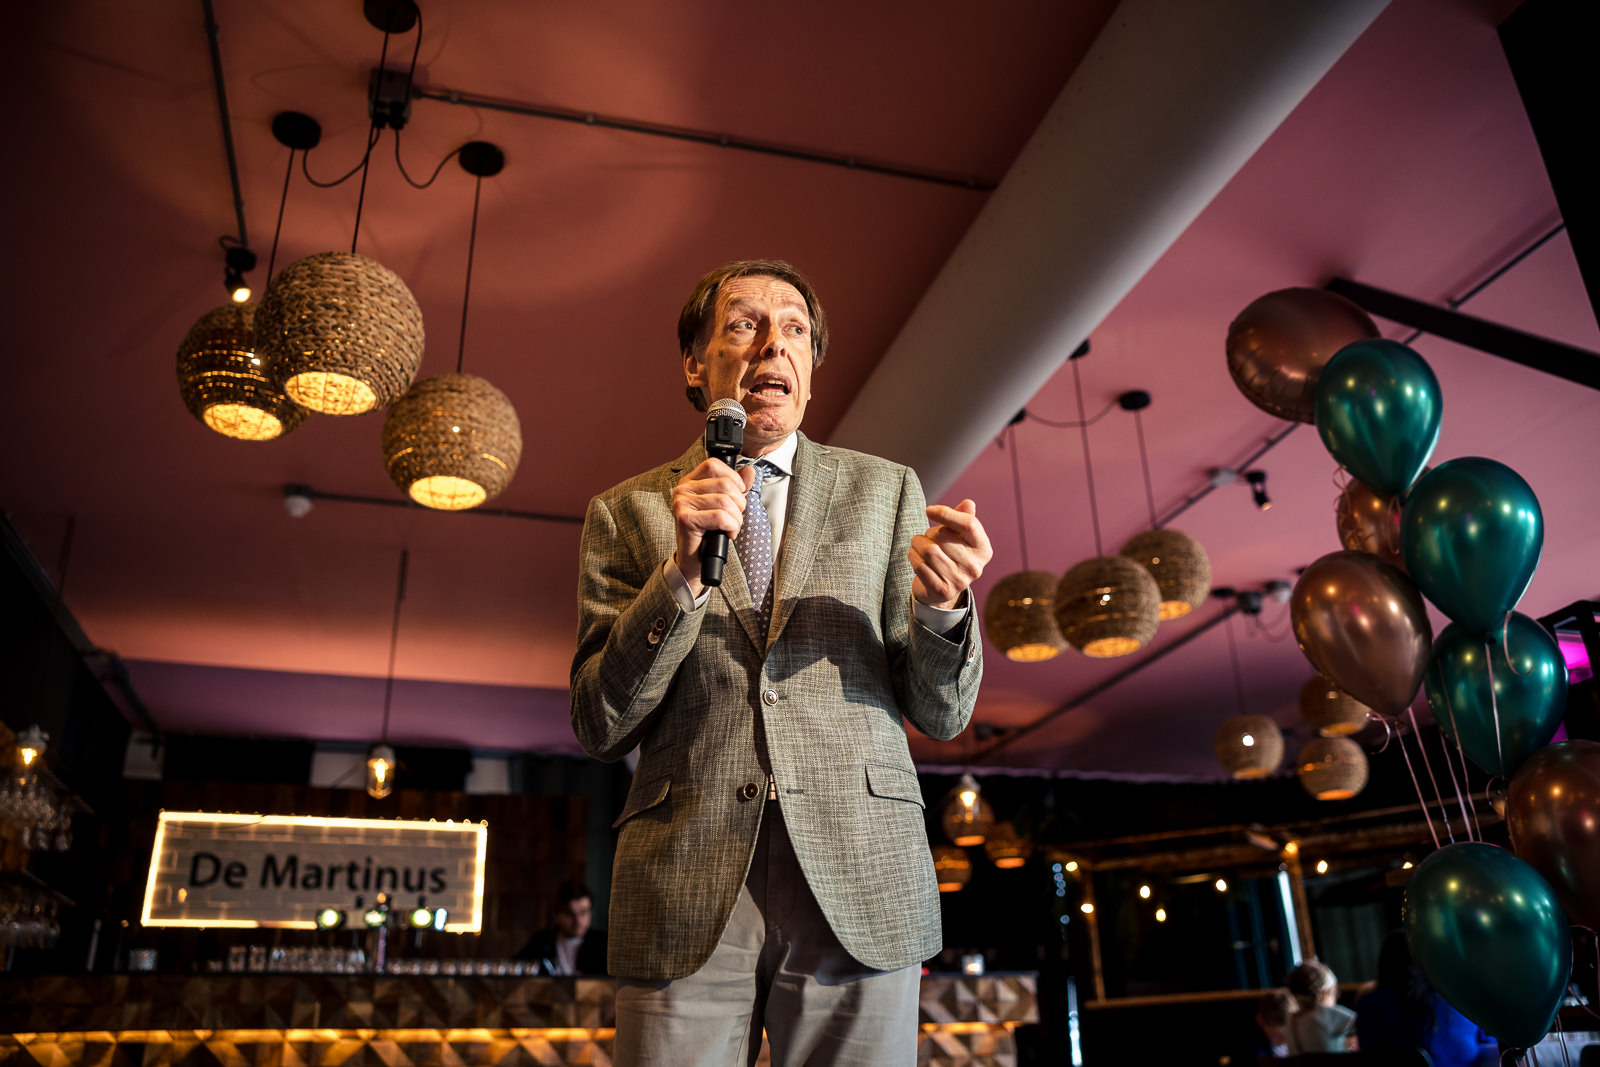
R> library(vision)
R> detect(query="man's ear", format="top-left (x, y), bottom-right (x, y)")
top-left (683, 348), bottom-right (705, 389)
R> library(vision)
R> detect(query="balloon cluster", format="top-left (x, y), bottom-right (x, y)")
top-left (1228, 288), bottom-right (1577, 1050)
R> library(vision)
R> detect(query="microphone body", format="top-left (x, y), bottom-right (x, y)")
top-left (699, 399), bottom-right (746, 587)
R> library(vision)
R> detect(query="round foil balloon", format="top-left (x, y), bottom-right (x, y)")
top-left (1291, 550), bottom-right (1433, 714)
top-left (1334, 474), bottom-right (1406, 569)
top-left (1406, 842), bottom-right (1571, 1049)
top-left (1313, 339), bottom-right (1442, 497)
top-left (1507, 740), bottom-right (1600, 930)
top-left (1403, 457), bottom-right (1543, 635)
top-left (1425, 613), bottom-right (1567, 778)
top-left (1225, 287), bottom-right (1379, 423)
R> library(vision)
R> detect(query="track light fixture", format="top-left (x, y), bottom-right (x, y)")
top-left (1246, 469), bottom-right (1271, 510)
top-left (224, 246), bottom-right (257, 303)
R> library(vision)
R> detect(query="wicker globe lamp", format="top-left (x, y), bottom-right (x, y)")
top-left (1215, 714), bottom-right (1284, 779)
top-left (941, 773), bottom-right (994, 847)
top-left (1054, 556), bottom-right (1162, 657)
top-left (984, 571), bottom-right (1068, 661)
top-left (382, 373), bottom-right (522, 509)
top-left (1119, 528), bottom-right (1212, 620)
top-left (1299, 676), bottom-right (1371, 737)
top-left (176, 303), bottom-right (308, 440)
top-left (1298, 737), bottom-right (1369, 800)
top-left (932, 846), bottom-right (972, 892)
top-left (254, 251), bottom-right (426, 415)
top-left (983, 822), bottom-right (1033, 869)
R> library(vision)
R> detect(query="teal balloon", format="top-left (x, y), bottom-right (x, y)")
top-left (1402, 457), bottom-right (1543, 633)
top-left (1426, 613), bottom-right (1568, 777)
top-left (1406, 842), bottom-right (1571, 1049)
top-left (1313, 339), bottom-right (1441, 496)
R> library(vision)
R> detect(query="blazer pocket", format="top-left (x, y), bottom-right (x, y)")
top-left (864, 763), bottom-right (924, 807)
top-left (612, 775), bottom-right (671, 828)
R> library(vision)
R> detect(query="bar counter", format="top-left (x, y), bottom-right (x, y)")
top-left (0, 971), bottom-right (1038, 1066)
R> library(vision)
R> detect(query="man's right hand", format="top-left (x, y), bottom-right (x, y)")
top-left (671, 459), bottom-right (757, 596)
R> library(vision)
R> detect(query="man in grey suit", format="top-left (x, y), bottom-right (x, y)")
top-left (571, 259), bottom-right (991, 1065)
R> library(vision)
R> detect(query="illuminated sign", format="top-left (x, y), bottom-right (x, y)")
top-left (141, 812), bottom-right (488, 932)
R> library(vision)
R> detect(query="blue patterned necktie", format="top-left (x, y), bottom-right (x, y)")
top-left (736, 460), bottom-right (776, 638)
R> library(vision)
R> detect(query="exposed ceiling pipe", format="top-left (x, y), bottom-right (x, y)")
top-left (830, 0), bottom-right (1391, 498)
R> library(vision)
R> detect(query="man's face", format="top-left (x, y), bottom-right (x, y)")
top-left (555, 896), bottom-right (591, 939)
top-left (684, 275), bottom-right (814, 456)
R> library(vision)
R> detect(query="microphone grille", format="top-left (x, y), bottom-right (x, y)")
top-left (706, 398), bottom-right (747, 425)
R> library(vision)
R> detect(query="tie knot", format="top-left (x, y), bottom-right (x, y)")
top-left (743, 459), bottom-right (776, 494)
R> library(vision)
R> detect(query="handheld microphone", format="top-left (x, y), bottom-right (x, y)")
top-left (700, 398), bottom-right (747, 587)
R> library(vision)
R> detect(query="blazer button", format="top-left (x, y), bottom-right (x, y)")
top-left (762, 689), bottom-right (778, 706)
top-left (741, 782), bottom-right (760, 800)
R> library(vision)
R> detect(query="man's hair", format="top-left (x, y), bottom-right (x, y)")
top-left (1284, 959), bottom-right (1337, 1010)
top-left (677, 259), bottom-right (829, 412)
top-left (555, 879), bottom-right (592, 907)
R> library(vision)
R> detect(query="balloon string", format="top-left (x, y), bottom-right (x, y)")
top-left (1484, 637), bottom-right (1509, 777)
top-left (1435, 727), bottom-right (1476, 843)
top-left (1407, 704), bottom-right (1456, 844)
top-left (1392, 718), bottom-right (1442, 850)
top-left (1438, 678), bottom-right (1486, 840)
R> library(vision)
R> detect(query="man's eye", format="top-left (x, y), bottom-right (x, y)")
top-left (731, 319), bottom-right (754, 331)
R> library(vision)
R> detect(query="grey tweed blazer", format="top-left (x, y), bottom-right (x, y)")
top-left (570, 432), bottom-right (981, 981)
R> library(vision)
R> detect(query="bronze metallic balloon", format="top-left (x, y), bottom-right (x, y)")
top-left (1291, 550), bottom-right (1433, 714)
top-left (1335, 474), bottom-right (1406, 569)
top-left (1506, 740), bottom-right (1600, 930)
top-left (1226, 287), bottom-right (1379, 423)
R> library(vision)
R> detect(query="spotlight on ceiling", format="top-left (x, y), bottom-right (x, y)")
top-left (224, 246), bottom-right (257, 303)
top-left (1246, 469), bottom-right (1271, 510)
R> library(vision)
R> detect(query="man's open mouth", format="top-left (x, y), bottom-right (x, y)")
top-left (749, 376), bottom-right (791, 397)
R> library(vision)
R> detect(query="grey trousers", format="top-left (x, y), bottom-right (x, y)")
top-left (612, 801), bottom-right (921, 1067)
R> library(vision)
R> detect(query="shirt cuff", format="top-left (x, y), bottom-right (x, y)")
top-left (663, 557), bottom-right (710, 613)
top-left (913, 593), bottom-right (969, 637)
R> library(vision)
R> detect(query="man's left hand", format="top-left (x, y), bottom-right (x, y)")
top-left (910, 499), bottom-right (992, 611)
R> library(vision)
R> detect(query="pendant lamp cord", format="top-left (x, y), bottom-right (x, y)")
top-left (457, 174), bottom-right (482, 375)
top-left (265, 148), bottom-right (296, 282)
top-left (1225, 613), bottom-right (1247, 715)
top-left (379, 547), bottom-right (409, 743)
top-left (1133, 408), bottom-right (1158, 529)
top-left (1006, 424), bottom-right (1032, 572)
top-left (1071, 356), bottom-right (1103, 557)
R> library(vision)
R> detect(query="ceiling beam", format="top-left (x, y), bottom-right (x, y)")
top-left (830, 0), bottom-right (1391, 498)
top-left (1325, 277), bottom-right (1600, 391)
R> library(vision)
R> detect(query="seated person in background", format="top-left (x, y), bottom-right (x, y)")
top-left (516, 879), bottom-right (608, 975)
top-left (1286, 959), bottom-right (1357, 1054)
top-left (1356, 930), bottom-right (1498, 1067)
top-left (1255, 987), bottom-right (1297, 1059)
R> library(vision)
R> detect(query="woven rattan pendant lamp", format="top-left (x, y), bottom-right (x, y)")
top-left (382, 142), bottom-right (522, 510)
top-left (1214, 611), bottom-right (1284, 778)
top-left (254, 96), bottom-right (425, 416)
top-left (176, 114), bottom-right (324, 441)
top-left (941, 774), bottom-right (994, 847)
top-left (1297, 736), bottom-right (1369, 800)
top-left (1114, 391), bottom-right (1211, 620)
top-left (1053, 352), bottom-right (1161, 657)
top-left (982, 419), bottom-right (1067, 661)
top-left (1299, 675), bottom-right (1371, 737)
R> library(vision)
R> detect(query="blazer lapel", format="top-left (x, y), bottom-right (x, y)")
top-left (768, 433), bottom-right (836, 647)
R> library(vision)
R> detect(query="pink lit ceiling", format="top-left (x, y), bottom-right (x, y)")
top-left (4, 0), bottom-right (1596, 779)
